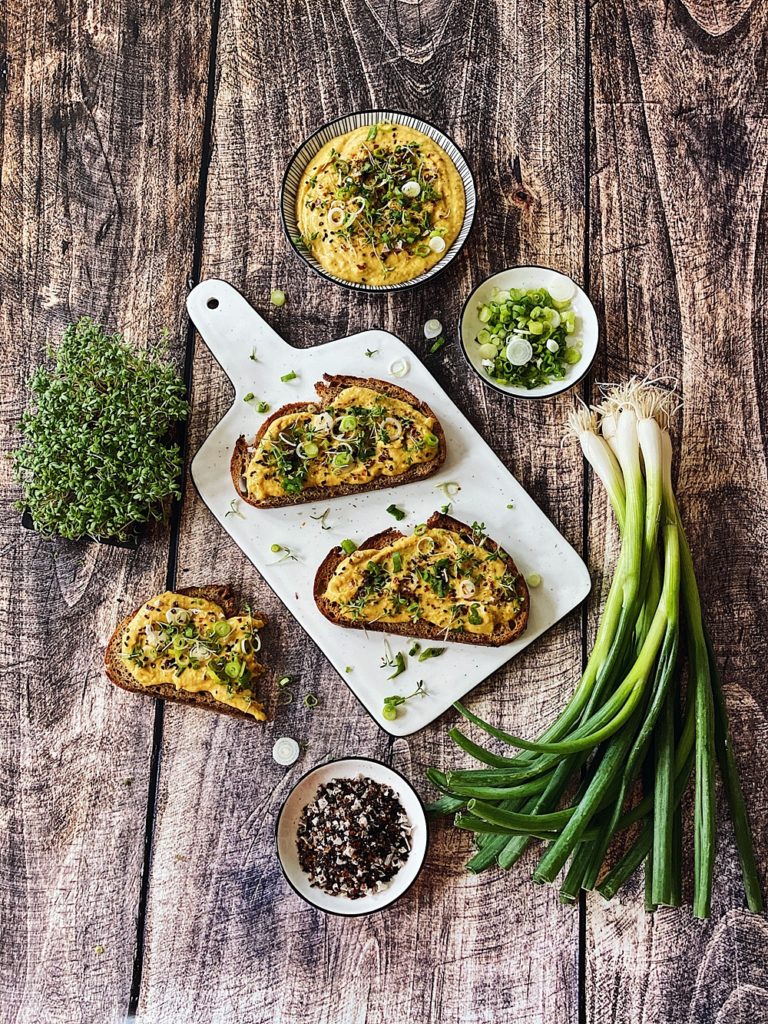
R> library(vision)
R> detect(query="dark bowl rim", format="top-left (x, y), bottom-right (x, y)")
top-left (457, 264), bottom-right (600, 401)
top-left (279, 108), bottom-right (477, 294)
top-left (274, 755), bottom-right (429, 917)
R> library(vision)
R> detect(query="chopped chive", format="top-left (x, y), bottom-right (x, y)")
top-left (256, 401), bottom-right (269, 413)
top-left (340, 539), bottom-right (357, 554)
top-left (280, 370), bottom-right (297, 382)
top-left (418, 647), bottom-right (445, 662)
top-left (386, 504), bottom-right (406, 521)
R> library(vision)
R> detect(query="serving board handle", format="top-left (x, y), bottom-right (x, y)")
top-left (186, 279), bottom-right (292, 392)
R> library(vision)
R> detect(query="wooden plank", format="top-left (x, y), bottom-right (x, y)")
top-left (587, 0), bottom-right (768, 1020)
top-left (138, 0), bottom-right (586, 1021)
top-left (0, 3), bottom-right (211, 1021)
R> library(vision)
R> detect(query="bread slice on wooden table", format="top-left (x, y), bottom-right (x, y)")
top-left (231, 374), bottom-right (447, 509)
top-left (314, 511), bottom-right (529, 647)
top-left (105, 585), bottom-right (269, 721)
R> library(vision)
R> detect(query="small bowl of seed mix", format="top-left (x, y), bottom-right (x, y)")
top-left (275, 757), bottom-right (428, 915)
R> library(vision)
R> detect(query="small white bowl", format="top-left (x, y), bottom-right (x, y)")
top-left (459, 266), bottom-right (599, 399)
top-left (275, 757), bottom-right (428, 916)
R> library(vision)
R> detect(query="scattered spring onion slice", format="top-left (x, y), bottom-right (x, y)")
top-left (281, 370), bottom-right (297, 382)
top-left (309, 508), bottom-right (331, 530)
top-left (256, 401), bottom-right (269, 413)
top-left (414, 524), bottom-right (427, 536)
top-left (429, 236), bottom-right (446, 254)
top-left (527, 572), bottom-right (542, 587)
top-left (386, 504), bottom-right (406, 521)
top-left (243, 392), bottom-right (255, 403)
top-left (273, 737), bottom-right (300, 766)
top-left (341, 539), bottom-right (357, 554)
top-left (392, 552), bottom-right (402, 572)
top-left (424, 318), bottom-right (443, 340)
top-left (401, 180), bottom-right (421, 198)
top-left (429, 336), bottom-right (446, 355)
top-left (270, 543), bottom-right (282, 553)
top-left (388, 652), bottom-right (407, 680)
top-left (277, 675), bottom-right (292, 688)
top-left (418, 647), bottom-right (445, 662)
top-left (383, 705), bottom-right (398, 721)
top-left (389, 357), bottom-right (410, 378)
top-left (436, 481), bottom-right (461, 501)
top-left (270, 289), bottom-right (286, 307)
top-left (303, 693), bottom-right (319, 709)
top-left (225, 499), bottom-right (244, 519)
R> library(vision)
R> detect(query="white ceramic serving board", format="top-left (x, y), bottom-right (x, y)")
top-left (188, 280), bottom-right (591, 736)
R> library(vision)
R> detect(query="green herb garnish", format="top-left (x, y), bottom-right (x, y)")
top-left (340, 539), bottom-right (357, 554)
top-left (280, 370), bottom-right (297, 382)
top-left (418, 646), bottom-right (445, 662)
top-left (382, 680), bottom-right (426, 720)
top-left (386, 504), bottom-right (406, 521)
top-left (11, 317), bottom-right (188, 542)
top-left (225, 499), bottom-right (244, 519)
top-left (365, 348), bottom-right (378, 358)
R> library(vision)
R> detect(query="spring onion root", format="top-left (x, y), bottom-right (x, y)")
top-left (427, 376), bottom-right (762, 917)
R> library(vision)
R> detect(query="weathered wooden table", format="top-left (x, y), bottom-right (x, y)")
top-left (2, 0), bottom-right (766, 1021)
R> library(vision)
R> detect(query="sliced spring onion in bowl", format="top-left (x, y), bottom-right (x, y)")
top-left (458, 266), bottom-right (598, 400)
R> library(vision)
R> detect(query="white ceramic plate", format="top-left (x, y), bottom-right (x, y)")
top-left (459, 266), bottom-right (599, 399)
top-left (275, 757), bottom-right (428, 916)
top-left (280, 109), bottom-right (476, 292)
top-left (187, 280), bottom-right (591, 736)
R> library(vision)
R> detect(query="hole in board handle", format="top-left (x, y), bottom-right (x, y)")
top-left (207, 297), bottom-right (219, 309)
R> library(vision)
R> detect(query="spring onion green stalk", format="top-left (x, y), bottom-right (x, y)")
top-left (426, 376), bottom-right (761, 917)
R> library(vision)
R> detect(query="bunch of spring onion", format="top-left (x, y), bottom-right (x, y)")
top-left (427, 379), bottom-right (762, 917)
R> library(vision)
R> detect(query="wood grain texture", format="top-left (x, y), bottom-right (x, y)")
top-left (136, 0), bottom-right (586, 1022)
top-left (0, 2), bottom-right (210, 1022)
top-left (587, 0), bottom-right (768, 1020)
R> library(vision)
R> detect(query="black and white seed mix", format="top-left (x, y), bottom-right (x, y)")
top-left (296, 775), bottom-right (412, 899)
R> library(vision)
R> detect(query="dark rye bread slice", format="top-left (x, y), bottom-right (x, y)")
top-left (104, 585), bottom-right (268, 722)
top-left (313, 511), bottom-right (529, 647)
top-left (231, 373), bottom-right (447, 509)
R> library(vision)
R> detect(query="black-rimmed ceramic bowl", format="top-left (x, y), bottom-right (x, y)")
top-left (459, 266), bottom-right (599, 400)
top-left (280, 110), bottom-right (476, 293)
top-left (275, 757), bottom-right (428, 916)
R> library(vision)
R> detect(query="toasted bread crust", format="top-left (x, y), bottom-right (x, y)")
top-left (313, 512), bottom-right (529, 647)
top-left (231, 374), bottom-right (447, 509)
top-left (104, 585), bottom-right (268, 722)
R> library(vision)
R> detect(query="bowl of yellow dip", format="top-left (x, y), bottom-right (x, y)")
top-left (281, 111), bottom-right (476, 291)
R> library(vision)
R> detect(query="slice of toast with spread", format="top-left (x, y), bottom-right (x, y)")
top-left (232, 374), bottom-right (446, 509)
top-left (105, 585), bottom-right (268, 721)
top-left (314, 512), bottom-right (529, 647)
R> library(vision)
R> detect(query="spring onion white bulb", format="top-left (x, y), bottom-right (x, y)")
top-left (389, 357), bottom-right (410, 378)
top-left (429, 236), bottom-right (446, 254)
top-left (546, 339), bottom-right (560, 354)
top-left (424, 318), bottom-right (443, 339)
top-left (401, 180), bottom-right (421, 198)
